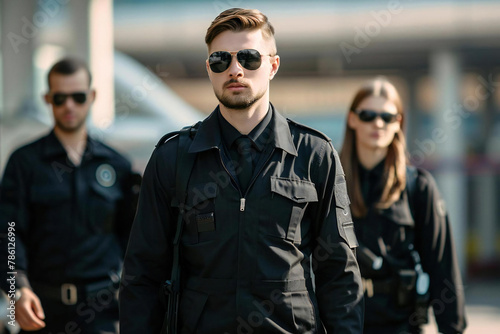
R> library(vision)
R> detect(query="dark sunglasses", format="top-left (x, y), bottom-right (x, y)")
top-left (353, 109), bottom-right (400, 124)
top-left (208, 49), bottom-right (272, 73)
top-left (51, 92), bottom-right (88, 106)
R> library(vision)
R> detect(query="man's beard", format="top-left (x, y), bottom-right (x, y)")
top-left (55, 116), bottom-right (87, 133)
top-left (215, 84), bottom-right (266, 110)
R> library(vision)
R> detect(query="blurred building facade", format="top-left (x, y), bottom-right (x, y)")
top-left (1, 0), bottom-right (499, 277)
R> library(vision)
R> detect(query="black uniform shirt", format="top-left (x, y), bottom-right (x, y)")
top-left (120, 104), bottom-right (363, 334)
top-left (359, 159), bottom-right (385, 206)
top-left (0, 130), bottom-right (137, 289)
top-left (354, 159), bottom-right (467, 333)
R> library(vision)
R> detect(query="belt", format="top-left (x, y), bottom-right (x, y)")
top-left (185, 277), bottom-right (312, 295)
top-left (361, 277), bottom-right (395, 298)
top-left (32, 280), bottom-right (118, 306)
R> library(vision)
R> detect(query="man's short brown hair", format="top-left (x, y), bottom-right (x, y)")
top-left (47, 57), bottom-right (92, 90)
top-left (205, 8), bottom-right (276, 53)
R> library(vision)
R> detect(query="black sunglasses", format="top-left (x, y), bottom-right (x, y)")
top-left (353, 109), bottom-right (400, 124)
top-left (208, 49), bottom-right (272, 73)
top-left (51, 92), bottom-right (88, 106)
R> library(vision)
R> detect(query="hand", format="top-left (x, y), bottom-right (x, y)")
top-left (15, 287), bottom-right (46, 331)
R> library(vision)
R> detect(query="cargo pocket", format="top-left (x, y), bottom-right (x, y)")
top-left (266, 177), bottom-right (318, 244)
top-left (274, 291), bottom-right (316, 333)
top-left (89, 182), bottom-right (123, 233)
top-left (380, 195), bottom-right (415, 254)
top-left (178, 288), bottom-right (209, 333)
top-left (290, 291), bottom-right (317, 333)
top-left (182, 182), bottom-right (218, 244)
top-left (334, 174), bottom-right (358, 248)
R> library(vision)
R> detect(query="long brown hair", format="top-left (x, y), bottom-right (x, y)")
top-left (340, 77), bottom-right (408, 218)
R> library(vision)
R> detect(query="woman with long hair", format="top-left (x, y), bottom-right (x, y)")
top-left (340, 77), bottom-right (466, 333)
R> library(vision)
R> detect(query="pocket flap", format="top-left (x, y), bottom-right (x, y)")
top-left (271, 177), bottom-right (318, 203)
top-left (380, 198), bottom-right (415, 226)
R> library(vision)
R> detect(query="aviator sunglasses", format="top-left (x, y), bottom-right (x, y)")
top-left (208, 49), bottom-right (273, 73)
top-left (51, 92), bottom-right (88, 106)
top-left (353, 109), bottom-right (400, 124)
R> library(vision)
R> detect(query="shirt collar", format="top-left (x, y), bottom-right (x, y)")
top-left (218, 105), bottom-right (273, 152)
top-left (218, 108), bottom-right (243, 150)
top-left (359, 158), bottom-right (386, 181)
top-left (41, 130), bottom-right (67, 159)
top-left (41, 129), bottom-right (112, 160)
top-left (189, 103), bottom-right (297, 156)
top-left (270, 104), bottom-right (298, 156)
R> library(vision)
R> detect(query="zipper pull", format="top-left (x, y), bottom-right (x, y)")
top-left (240, 198), bottom-right (246, 212)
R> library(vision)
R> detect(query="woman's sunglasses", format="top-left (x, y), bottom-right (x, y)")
top-left (51, 92), bottom-right (88, 106)
top-left (353, 109), bottom-right (400, 124)
top-left (208, 49), bottom-right (272, 73)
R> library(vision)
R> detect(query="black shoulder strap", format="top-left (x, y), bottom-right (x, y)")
top-left (406, 165), bottom-right (418, 222)
top-left (172, 121), bottom-right (201, 282)
top-left (161, 121), bottom-right (200, 334)
top-left (155, 131), bottom-right (180, 148)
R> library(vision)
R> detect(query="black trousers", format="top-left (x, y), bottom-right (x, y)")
top-left (19, 294), bottom-right (118, 334)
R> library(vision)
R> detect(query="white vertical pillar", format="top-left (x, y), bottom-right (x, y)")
top-left (68, 0), bottom-right (90, 58)
top-left (1, 0), bottom-right (37, 118)
top-left (0, 0), bottom-right (3, 114)
top-left (89, 0), bottom-right (114, 129)
top-left (431, 50), bottom-right (467, 278)
top-left (475, 74), bottom-right (497, 263)
top-left (475, 173), bottom-right (496, 260)
top-left (67, 0), bottom-right (114, 129)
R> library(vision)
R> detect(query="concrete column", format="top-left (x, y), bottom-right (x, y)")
top-left (404, 74), bottom-right (419, 147)
top-left (475, 70), bottom-right (497, 262)
top-left (430, 50), bottom-right (467, 277)
top-left (67, 0), bottom-right (90, 58)
top-left (1, 0), bottom-right (37, 118)
top-left (89, 0), bottom-right (114, 129)
top-left (0, 0), bottom-right (3, 113)
top-left (67, 0), bottom-right (114, 129)
top-left (474, 173), bottom-right (496, 260)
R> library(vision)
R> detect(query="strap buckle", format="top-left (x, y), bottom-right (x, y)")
top-left (61, 283), bottom-right (78, 305)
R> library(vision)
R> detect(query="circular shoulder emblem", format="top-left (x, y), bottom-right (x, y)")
top-left (96, 164), bottom-right (116, 187)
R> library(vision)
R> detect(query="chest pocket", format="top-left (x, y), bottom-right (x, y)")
top-left (379, 193), bottom-right (415, 255)
top-left (265, 177), bottom-right (318, 244)
top-left (89, 182), bottom-right (123, 233)
top-left (182, 182), bottom-right (218, 245)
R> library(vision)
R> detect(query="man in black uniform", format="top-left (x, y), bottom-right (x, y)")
top-left (0, 58), bottom-right (138, 333)
top-left (120, 8), bottom-right (363, 334)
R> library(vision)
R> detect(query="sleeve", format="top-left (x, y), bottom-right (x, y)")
top-left (414, 169), bottom-right (467, 334)
top-left (312, 141), bottom-right (364, 334)
top-left (0, 151), bottom-right (32, 292)
top-left (119, 145), bottom-right (176, 333)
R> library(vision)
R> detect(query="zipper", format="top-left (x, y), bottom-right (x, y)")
top-left (217, 147), bottom-right (275, 212)
top-left (216, 148), bottom-right (245, 209)
top-left (239, 148), bottom-right (275, 211)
